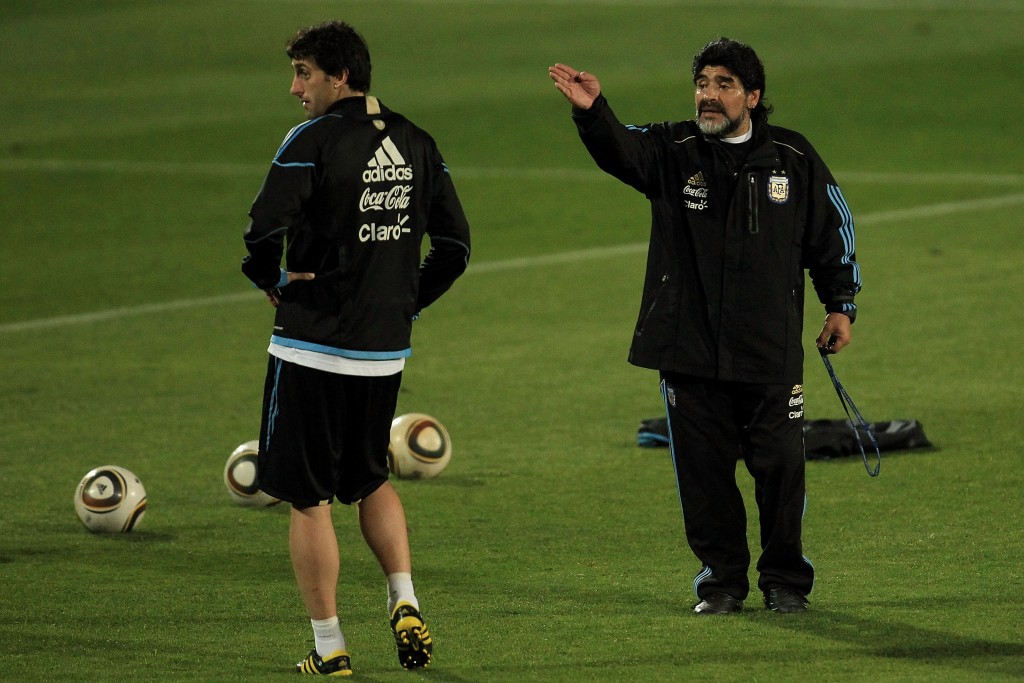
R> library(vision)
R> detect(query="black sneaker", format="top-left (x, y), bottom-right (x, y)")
top-left (693, 592), bottom-right (742, 615)
top-left (295, 649), bottom-right (352, 676)
top-left (764, 588), bottom-right (808, 613)
top-left (390, 602), bottom-right (432, 669)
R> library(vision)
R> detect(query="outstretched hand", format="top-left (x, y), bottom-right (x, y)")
top-left (548, 63), bottom-right (600, 110)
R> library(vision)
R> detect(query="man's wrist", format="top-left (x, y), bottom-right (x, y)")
top-left (825, 304), bottom-right (857, 324)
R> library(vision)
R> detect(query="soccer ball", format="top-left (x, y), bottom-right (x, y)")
top-left (74, 465), bottom-right (148, 533)
top-left (224, 440), bottom-right (281, 507)
top-left (388, 413), bottom-right (452, 479)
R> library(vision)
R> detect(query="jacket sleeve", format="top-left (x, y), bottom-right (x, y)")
top-left (572, 94), bottom-right (661, 195)
top-left (241, 125), bottom-right (318, 290)
top-left (802, 148), bottom-right (861, 322)
top-left (416, 144), bottom-right (471, 313)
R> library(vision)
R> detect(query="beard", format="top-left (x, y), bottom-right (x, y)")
top-left (696, 104), bottom-right (746, 137)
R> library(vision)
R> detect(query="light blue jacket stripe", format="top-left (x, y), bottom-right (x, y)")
top-left (826, 184), bottom-right (861, 287)
top-left (271, 335), bottom-right (412, 360)
top-left (273, 113), bottom-right (345, 161)
top-left (273, 119), bottom-right (318, 160)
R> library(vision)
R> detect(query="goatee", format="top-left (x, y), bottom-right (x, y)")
top-left (696, 105), bottom-right (745, 137)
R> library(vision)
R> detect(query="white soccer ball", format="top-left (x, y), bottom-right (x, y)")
top-left (388, 413), bottom-right (452, 480)
top-left (74, 465), bottom-right (148, 533)
top-left (224, 440), bottom-right (281, 507)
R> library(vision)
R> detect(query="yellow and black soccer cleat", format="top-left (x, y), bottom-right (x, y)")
top-left (390, 602), bottom-right (432, 670)
top-left (295, 649), bottom-right (352, 676)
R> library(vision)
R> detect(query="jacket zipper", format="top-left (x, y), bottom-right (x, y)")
top-left (636, 274), bottom-right (669, 336)
top-left (747, 172), bottom-right (759, 234)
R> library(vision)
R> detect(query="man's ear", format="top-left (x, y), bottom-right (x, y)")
top-left (330, 68), bottom-right (350, 89)
top-left (747, 88), bottom-right (761, 110)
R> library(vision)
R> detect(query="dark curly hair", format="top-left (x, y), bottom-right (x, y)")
top-left (286, 20), bottom-right (371, 93)
top-left (692, 37), bottom-right (773, 120)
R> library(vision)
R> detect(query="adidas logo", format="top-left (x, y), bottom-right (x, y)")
top-left (363, 136), bottom-right (413, 182)
top-left (686, 171), bottom-right (707, 187)
top-left (370, 136), bottom-right (406, 167)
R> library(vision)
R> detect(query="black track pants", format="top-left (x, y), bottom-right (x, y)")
top-left (661, 372), bottom-right (814, 601)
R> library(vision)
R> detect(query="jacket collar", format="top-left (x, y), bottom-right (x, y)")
top-left (325, 95), bottom-right (379, 118)
top-left (699, 118), bottom-right (780, 169)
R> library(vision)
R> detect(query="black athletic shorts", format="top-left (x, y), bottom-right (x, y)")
top-left (256, 356), bottom-right (402, 507)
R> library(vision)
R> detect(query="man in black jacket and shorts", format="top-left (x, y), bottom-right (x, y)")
top-left (243, 20), bottom-right (470, 675)
top-left (550, 38), bottom-right (860, 616)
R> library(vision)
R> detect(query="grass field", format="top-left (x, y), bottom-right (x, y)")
top-left (2, 1), bottom-right (1023, 681)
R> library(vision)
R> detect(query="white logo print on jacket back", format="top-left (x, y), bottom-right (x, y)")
top-left (362, 136), bottom-right (413, 182)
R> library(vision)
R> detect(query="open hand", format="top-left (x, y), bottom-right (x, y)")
top-left (548, 63), bottom-right (601, 110)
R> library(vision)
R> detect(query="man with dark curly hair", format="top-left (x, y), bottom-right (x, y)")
top-left (550, 38), bottom-right (861, 616)
top-left (243, 20), bottom-right (470, 675)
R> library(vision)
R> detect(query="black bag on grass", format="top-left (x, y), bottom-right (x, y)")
top-left (802, 418), bottom-right (932, 460)
top-left (636, 417), bottom-right (933, 459)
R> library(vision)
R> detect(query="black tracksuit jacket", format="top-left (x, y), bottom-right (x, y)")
top-left (242, 96), bottom-right (471, 360)
top-left (573, 95), bottom-right (860, 384)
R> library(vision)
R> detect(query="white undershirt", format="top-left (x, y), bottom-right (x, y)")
top-left (269, 342), bottom-right (405, 377)
top-left (723, 121), bottom-right (754, 144)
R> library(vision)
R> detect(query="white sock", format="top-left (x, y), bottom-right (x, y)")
top-left (311, 616), bottom-right (346, 657)
top-left (387, 572), bottom-right (418, 614)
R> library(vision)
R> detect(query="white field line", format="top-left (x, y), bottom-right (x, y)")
top-left (0, 293), bottom-right (257, 334)
top-left (262, 0), bottom-right (1023, 10)
top-left (469, 192), bottom-right (1024, 277)
top-left (855, 193), bottom-right (1024, 226)
top-left (0, 158), bottom-right (266, 176)
top-left (2, 192), bottom-right (1023, 335)
top-left (1, 158), bottom-right (1023, 186)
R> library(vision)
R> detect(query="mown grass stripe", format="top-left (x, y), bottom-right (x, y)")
top-left (1, 158), bottom-right (1022, 186)
top-left (2, 192), bottom-right (1022, 335)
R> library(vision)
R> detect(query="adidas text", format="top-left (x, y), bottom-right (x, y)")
top-left (363, 166), bottom-right (413, 183)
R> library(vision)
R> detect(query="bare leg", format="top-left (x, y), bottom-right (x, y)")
top-left (290, 505), bottom-right (339, 620)
top-left (357, 482), bottom-right (411, 575)
top-left (360, 482), bottom-right (431, 669)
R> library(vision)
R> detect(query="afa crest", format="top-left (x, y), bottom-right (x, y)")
top-left (768, 175), bottom-right (790, 204)
top-left (665, 384), bottom-right (677, 408)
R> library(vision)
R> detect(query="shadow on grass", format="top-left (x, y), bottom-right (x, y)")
top-left (0, 529), bottom-right (178, 563)
top-left (340, 671), bottom-right (479, 683)
top-left (768, 605), bottom-right (1024, 677)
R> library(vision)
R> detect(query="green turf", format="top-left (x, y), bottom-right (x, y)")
top-left (2, 1), bottom-right (1023, 681)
